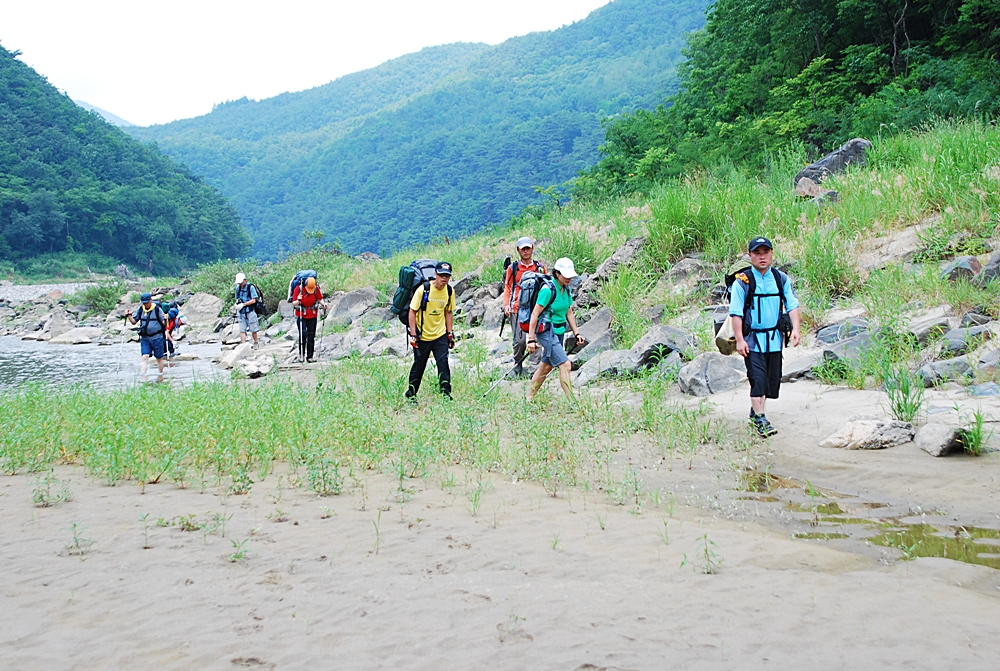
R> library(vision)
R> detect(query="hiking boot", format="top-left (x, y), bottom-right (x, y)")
top-left (750, 414), bottom-right (778, 438)
top-left (512, 364), bottom-right (524, 378)
top-left (405, 395), bottom-right (418, 405)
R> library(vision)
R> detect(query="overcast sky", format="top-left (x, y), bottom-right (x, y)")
top-left (2, 0), bottom-right (613, 127)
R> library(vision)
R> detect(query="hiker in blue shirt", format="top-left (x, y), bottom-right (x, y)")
top-left (730, 237), bottom-right (801, 437)
top-left (234, 272), bottom-right (261, 349)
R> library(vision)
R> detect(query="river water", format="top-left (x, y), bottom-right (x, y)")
top-left (0, 336), bottom-right (227, 392)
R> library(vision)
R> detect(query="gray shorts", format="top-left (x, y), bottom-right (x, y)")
top-left (238, 310), bottom-right (260, 333)
top-left (537, 327), bottom-right (568, 368)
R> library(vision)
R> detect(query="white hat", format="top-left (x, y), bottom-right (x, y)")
top-left (553, 257), bottom-right (578, 278)
top-left (516, 236), bottom-right (534, 249)
top-left (235, 272), bottom-right (246, 284)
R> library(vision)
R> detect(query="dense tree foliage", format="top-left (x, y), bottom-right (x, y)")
top-left (579, 0), bottom-right (1000, 196)
top-left (130, 0), bottom-right (708, 257)
top-left (0, 45), bottom-right (249, 274)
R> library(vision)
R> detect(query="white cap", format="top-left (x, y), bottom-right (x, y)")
top-left (235, 272), bottom-right (246, 284)
top-left (516, 236), bottom-right (534, 249)
top-left (553, 257), bottom-right (578, 278)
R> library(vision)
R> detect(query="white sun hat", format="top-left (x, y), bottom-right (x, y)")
top-left (553, 257), bottom-right (578, 278)
top-left (235, 272), bottom-right (246, 284)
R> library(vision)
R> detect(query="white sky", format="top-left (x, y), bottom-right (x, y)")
top-left (2, 0), bottom-right (613, 127)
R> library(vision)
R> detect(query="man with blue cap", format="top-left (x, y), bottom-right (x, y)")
top-left (730, 237), bottom-right (801, 437)
top-left (124, 292), bottom-right (169, 379)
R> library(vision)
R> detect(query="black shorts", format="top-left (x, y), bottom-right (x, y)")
top-left (745, 351), bottom-right (783, 399)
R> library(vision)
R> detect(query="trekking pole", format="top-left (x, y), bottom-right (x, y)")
top-left (498, 256), bottom-right (512, 339)
top-left (116, 314), bottom-right (128, 374)
top-left (482, 359), bottom-right (523, 398)
top-left (316, 305), bottom-right (326, 361)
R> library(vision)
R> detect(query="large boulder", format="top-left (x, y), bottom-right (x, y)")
top-left (49, 327), bottom-right (103, 344)
top-left (277, 299), bottom-right (294, 319)
top-left (218, 342), bottom-right (252, 369)
top-left (794, 138), bottom-right (872, 189)
top-left (914, 423), bottom-right (964, 457)
top-left (630, 324), bottom-right (696, 367)
top-left (364, 335), bottom-right (408, 358)
top-left (654, 258), bottom-right (714, 294)
top-left (821, 332), bottom-right (875, 364)
top-left (678, 352), bottom-right (746, 396)
top-left (574, 350), bottom-right (639, 386)
top-left (576, 237), bottom-right (646, 306)
top-left (577, 307), bottom-right (613, 344)
top-left (918, 356), bottom-right (972, 387)
top-left (328, 287), bottom-right (377, 321)
top-left (47, 310), bottom-right (75, 339)
top-left (818, 415), bottom-right (914, 450)
top-left (570, 330), bottom-right (616, 370)
top-left (816, 318), bottom-right (868, 344)
top-left (183, 293), bottom-right (224, 325)
top-left (236, 354), bottom-right (275, 379)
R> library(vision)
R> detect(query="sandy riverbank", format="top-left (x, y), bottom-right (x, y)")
top-left (2, 376), bottom-right (999, 669)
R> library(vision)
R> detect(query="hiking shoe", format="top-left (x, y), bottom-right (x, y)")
top-left (306, 357), bottom-right (314, 363)
top-left (750, 414), bottom-right (778, 438)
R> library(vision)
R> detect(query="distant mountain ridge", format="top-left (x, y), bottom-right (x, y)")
top-left (75, 100), bottom-right (135, 127)
top-left (130, 0), bottom-right (709, 256)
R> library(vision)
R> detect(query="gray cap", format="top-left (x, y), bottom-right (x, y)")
top-left (516, 237), bottom-right (534, 249)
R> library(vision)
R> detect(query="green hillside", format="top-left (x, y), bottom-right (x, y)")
top-left (129, 0), bottom-right (709, 257)
top-left (579, 0), bottom-right (1000, 195)
top-left (0, 45), bottom-right (249, 277)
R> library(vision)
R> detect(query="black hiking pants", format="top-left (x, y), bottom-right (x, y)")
top-left (298, 316), bottom-right (317, 360)
top-left (406, 335), bottom-right (451, 398)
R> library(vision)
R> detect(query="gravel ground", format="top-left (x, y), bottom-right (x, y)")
top-left (0, 283), bottom-right (96, 304)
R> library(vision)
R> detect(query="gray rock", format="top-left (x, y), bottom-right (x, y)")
top-left (819, 416), bottom-right (914, 450)
top-left (941, 326), bottom-right (991, 355)
top-left (328, 287), bottom-right (377, 320)
top-left (822, 332), bottom-right (874, 364)
top-left (570, 330), bottom-right (616, 370)
top-left (960, 312), bottom-right (991, 328)
top-left (47, 310), bottom-right (75, 339)
top-left (471, 283), bottom-right (502, 302)
top-left (183, 292), bottom-right (224, 325)
top-left (577, 307), bottom-right (613, 344)
top-left (278, 299), bottom-right (294, 319)
top-left (355, 251), bottom-right (381, 263)
top-left (781, 351), bottom-right (822, 382)
top-left (656, 351), bottom-right (683, 378)
top-left (364, 336), bottom-right (407, 358)
top-left (977, 249), bottom-right (1000, 287)
top-left (49, 327), bottom-right (103, 344)
top-left (908, 310), bottom-right (952, 345)
top-left (794, 138), bottom-right (872, 189)
top-left (816, 318), bottom-right (869, 344)
top-left (490, 339), bottom-right (511, 358)
top-left (654, 258), bottom-right (713, 294)
top-left (576, 237), bottom-right (646, 306)
top-left (574, 349), bottom-right (639, 386)
top-left (915, 423), bottom-right (964, 457)
top-left (978, 348), bottom-right (1000, 373)
top-left (678, 352), bottom-right (746, 396)
top-left (941, 256), bottom-right (982, 282)
top-left (969, 382), bottom-right (1000, 397)
top-left (265, 319), bottom-right (292, 338)
top-left (451, 269), bottom-right (481, 297)
top-left (481, 296), bottom-right (505, 329)
top-left (630, 324), bottom-right (696, 367)
top-left (918, 356), bottom-right (972, 387)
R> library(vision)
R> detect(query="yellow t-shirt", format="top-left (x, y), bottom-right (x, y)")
top-left (410, 283), bottom-right (455, 341)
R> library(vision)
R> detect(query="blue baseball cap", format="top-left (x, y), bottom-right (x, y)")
top-left (748, 237), bottom-right (773, 252)
top-left (140, 292), bottom-right (152, 302)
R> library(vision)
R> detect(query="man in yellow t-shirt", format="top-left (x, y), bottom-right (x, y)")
top-left (406, 261), bottom-right (456, 400)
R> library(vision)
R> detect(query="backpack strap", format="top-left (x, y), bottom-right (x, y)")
top-left (740, 269), bottom-right (788, 350)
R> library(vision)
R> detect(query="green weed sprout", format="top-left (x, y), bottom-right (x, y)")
top-left (228, 538), bottom-right (250, 562)
top-left (957, 405), bottom-right (993, 456)
top-left (681, 533), bottom-right (721, 574)
top-left (64, 522), bottom-right (93, 557)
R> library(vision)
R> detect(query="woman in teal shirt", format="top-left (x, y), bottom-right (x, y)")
top-left (526, 257), bottom-right (587, 401)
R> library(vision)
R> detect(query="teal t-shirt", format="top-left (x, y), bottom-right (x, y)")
top-left (536, 282), bottom-right (574, 335)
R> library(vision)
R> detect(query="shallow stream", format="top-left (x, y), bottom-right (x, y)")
top-left (0, 335), bottom-right (226, 392)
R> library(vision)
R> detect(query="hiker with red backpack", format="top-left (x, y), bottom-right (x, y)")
top-left (525, 258), bottom-right (586, 401)
top-left (730, 237), bottom-right (801, 437)
top-left (291, 276), bottom-right (328, 363)
top-left (406, 261), bottom-right (456, 401)
top-left (502, 237), bottom-right (546, 378)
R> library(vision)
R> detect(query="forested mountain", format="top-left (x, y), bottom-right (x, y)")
top-left (0, 45), bottom-right (249, 274)
top-left (130, 0), bottom-right (708, 256)
top-left (580, 0), bottom-right (1000, 196)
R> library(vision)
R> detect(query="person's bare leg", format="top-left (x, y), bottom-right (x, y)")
top-left (751, 397), bottom-right (766, 415)
top-left (157, 356), bottom-right (166, 374)
top-left (528, 362), bottom-right (553, 401)
top-left (557, 361), bottom-right (575, 402)
top-left (140, 354), bottom-right (150, 375)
